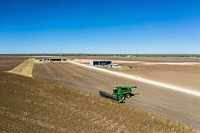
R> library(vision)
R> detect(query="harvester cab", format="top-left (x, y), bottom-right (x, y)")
top-left (99, 85), bottom-right (137, 103)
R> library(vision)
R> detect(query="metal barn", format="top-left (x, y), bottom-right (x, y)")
top-left (90, 60), bottom-right (112, 66)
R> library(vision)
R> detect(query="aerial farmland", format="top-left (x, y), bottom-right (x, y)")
top-left (0, 55), bottom-right (199, 132)
top-left (1, 0), bottom-right (200, 132)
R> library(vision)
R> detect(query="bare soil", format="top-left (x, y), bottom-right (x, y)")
top-left (110, 63), bottom-right (200, 92)
top-left (0, 56), bottom-right (28, 71)
top-left (72, 56), bottom-right (200, 92)
top-left (33, 62), bottom-right (200, 130)
top-left (0, 72), bottom-right (195, 133)
top-left (71, 56), bottom-right (200, 62)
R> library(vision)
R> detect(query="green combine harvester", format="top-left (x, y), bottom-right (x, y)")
top-left (99, 85), bottom-right (137, 103)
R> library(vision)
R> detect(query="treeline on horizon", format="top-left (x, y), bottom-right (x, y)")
top-left (0, 54), bottom-right (200, 57)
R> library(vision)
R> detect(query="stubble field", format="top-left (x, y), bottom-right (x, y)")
top-left (0, 71), bottom-right (195, 133)
top-left (116, 63), bottom-right (200, 92)
top-left (74, 56), bottom-right (200, 92)
top-left (0, 56), bottom-right (199, 132)
top-left (33, 61), bottom-right (200, 130)
top-left (0, 56), bottom-right (28, 71)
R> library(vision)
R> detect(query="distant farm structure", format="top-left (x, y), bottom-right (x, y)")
top-left (37, 57), bottom-right (69, 63)
top-left (90, 60), bottom-right (112, 66)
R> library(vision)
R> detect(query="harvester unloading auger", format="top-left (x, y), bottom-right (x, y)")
top-left (99, 85), bottom-right (137, 103)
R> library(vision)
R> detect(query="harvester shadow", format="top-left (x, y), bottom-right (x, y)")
top-left (131, 93), bottom-right (140, 96)
top-left (121, 93), bottom-right (140, 104)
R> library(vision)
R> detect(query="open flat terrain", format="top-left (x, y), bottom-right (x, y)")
top-left (0, 56), bottom-right (28, 71)
top-left (0, 71), bottom-right (194, 133)
top-left (74, 57), bottom-right (200, 92)
top-left (72, 56), bottom-right (200, 62)
top-left (115, 63), bottom-right (200, 92)
top-left (1, 56), bottom-right (200, 132)
top-left (33, 61), bottom-right (200, 130)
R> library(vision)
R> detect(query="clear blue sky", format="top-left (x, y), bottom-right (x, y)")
top-left (0, 0), bottom-right (199, 54)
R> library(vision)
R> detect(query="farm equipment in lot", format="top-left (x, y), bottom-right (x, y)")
top-left (99, 85), bottom-right (137, 103)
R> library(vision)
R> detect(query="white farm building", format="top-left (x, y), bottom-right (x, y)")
top-left (90, 60), bottom-right (112, 66)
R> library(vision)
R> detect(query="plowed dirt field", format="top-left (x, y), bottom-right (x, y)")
top-left (0, 72), bottom-right (194, 133)
top-left (0, 56), bottom-right (28, 71)
top-left (33, 62), bottom-right (200, 130)
top-left (112, 63), bottom-right (200, 92)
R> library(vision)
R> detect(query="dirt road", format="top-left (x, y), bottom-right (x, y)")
top-left (33, 62), bottom-right (200, 130)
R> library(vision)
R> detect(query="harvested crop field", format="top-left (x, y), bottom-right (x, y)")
top-left (72, 56), bottom-right (200, 62)
top-left (0, 72), bottom-right (195, 133)
top-left (115, 63), bottom-right (200, 92)
top-left (8, 58), bottom-right (35, 77)
top-left (0, 56), bottom-right (28, 71)
top-left (33, 62), bottom-right (200, 130)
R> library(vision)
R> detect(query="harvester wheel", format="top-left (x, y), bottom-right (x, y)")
top-left (126, 93), bottom-right (131, 98)
top-left (117, 95), bottom-right (125, 103)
